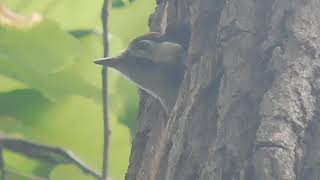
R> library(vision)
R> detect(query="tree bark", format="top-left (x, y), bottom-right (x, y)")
top-left (126, 0), bottom-right (320, 180)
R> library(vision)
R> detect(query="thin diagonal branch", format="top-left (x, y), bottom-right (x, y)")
top-left (0, 137), bottom-right (101, 179)
top-left (101, 0), bottom-right (110, 179)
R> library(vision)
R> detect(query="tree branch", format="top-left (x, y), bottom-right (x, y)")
top-left (101, 0), bottom-right (110, 180)
top-left (0, 137), bottom-right (101, 179)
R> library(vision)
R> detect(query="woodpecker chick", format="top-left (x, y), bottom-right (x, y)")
top-left (95, 33), bottom-right (186, 114)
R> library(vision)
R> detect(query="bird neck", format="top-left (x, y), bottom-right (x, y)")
top-left (115, 61), bottom-right (184, 114)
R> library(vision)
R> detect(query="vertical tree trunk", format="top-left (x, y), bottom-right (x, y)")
top-left (126, 0), bottom-right (320, 180)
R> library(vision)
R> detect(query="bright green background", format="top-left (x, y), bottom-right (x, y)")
top-left (0, 0), bottom-right (155, 179)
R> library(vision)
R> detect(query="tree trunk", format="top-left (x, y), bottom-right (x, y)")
top-left (125, 0), bottom-right (320, 180)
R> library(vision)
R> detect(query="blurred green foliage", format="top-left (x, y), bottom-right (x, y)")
top-left (112, 0), bottom-right (137, 8)
top-left (0, 0), bottom-right (155, 179)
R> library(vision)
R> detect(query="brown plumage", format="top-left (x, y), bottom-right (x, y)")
top-left (95, 32), bottom-right (186, 114)
top-left (130, 32), bottom-right (167, 44)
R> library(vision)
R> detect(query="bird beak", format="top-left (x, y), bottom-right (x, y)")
top-left (94, 56), bottom-right (122, 67)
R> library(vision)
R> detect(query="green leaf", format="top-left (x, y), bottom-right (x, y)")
top-left (0, 21), bottom-right (79, 74)
top-left (112, 0), bottom-right (126, 8)
top-left (3, 150), bottom-right (40, 177)
top-left (112, 0), bottom-right (137, 8)
top-left (0, 21), bottom-right (100, 101)
top-left (0, 89), bottom-right (52, 125)
top-left (33, 163), bottom-right (55, 178)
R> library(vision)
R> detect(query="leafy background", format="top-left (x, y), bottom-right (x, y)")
top-left (0, 0), bottom-right (155, 179)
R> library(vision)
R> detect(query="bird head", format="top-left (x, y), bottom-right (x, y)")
top-left (95, 32), bottom-right (186, 68)
top-left (94, 32), bottom-right (187, 114)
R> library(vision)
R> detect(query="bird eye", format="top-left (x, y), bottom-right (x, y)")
top-left (135, 40), bottom-right (151, 50)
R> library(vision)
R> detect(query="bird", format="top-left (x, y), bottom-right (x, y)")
top-left (95, 32), bottom-right (187, 114)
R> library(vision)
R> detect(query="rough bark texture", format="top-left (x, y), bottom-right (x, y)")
top-left (126, 0), bottom-right (320, 180)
